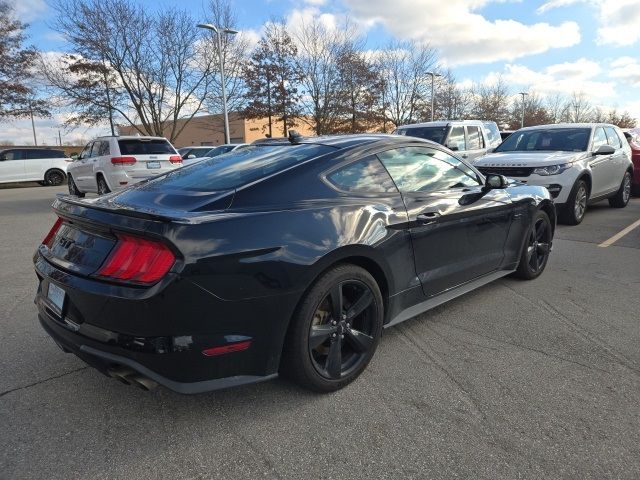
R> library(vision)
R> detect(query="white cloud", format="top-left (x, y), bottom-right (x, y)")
top-left (342, 0), bottom-right (581, 65)
top-left (538, 0), bottom-right (640, 46)
top-left (609, 57), bottom-right (640, 87)
top-left (7, 0), bottom-right (47, 22)
top-left (484, 57), bottom-right (617, 99)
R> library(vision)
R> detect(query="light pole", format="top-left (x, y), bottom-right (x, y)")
top-left (197, 23), bottom-right (238, 144)
top-left (519, 91), bottom-right (528, 129)
top-left (427, 72), bottom-right (442, 122)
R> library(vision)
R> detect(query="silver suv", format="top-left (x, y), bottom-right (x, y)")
top-left (394, 120), bottom-right (502, 162)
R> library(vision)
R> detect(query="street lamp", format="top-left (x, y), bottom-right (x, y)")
top-left (426, 72), bottom-right (442, 122)
top-left (519, 91), bottom-right (529, 129)
top-left (197, 23), bottom-right (238, 144)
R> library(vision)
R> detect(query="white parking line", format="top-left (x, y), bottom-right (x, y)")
top-left (598, 218), bottom-right (640, 248)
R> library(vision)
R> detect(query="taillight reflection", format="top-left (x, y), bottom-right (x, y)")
top-left (42, 217), bottom-right (63, 247)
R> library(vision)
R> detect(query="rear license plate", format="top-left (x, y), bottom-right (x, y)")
top-left (47, 282), bottom-right (66, 312)
top-left (147, 161), bottom-right (161, 169)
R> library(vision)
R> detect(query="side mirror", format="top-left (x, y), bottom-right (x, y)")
top-left (484, 174), bottom-right (508, 190)
top-left (447, 143), bottom-right (459, 151)
top-left (187, 154), bottom-right (196, 159)
top-left (593, 144), bottom-right (615, 155)
top-left (70, 153), bottom-right (78, 160)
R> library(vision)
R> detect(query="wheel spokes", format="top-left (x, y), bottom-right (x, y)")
top-left (309, 324), bottom-right (337, 349)
top-left (345, 328), bottom-right (373, 353)
top-left (345, 289), bottom-right (373, 321)
top-left (537, 242), bottom-right (550, 255)
top-left (325, 338), bottom-right (343, 379)
top-left (329, 283), bottom-right (343, 322)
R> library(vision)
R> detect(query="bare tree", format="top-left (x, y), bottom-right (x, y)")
top-left (469, 77), bottom-right (511, 126)
top-left (0, 1), bottom-right (48, 119)
top-left (507, 92), bottom-right (553, 129)
top-left (435, 70), bottom-right (471, 120)
top-left (562, 92), bottom-right (593, 123)
top-left (294, 16), bottom-right (358, 134)
top-left (42, 0), bottom-right (216, 142)
top-left (544, 93), bottom-right (566, 124)
top-left (377, 40), bottom-right (439, 127)
top-left (202, 0), bottom-right (252, 134)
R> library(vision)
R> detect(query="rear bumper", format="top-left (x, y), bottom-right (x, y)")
top-left (34, 250), bottom-right (299, 393)
top-left (38, 311), bottom-right (276, 394)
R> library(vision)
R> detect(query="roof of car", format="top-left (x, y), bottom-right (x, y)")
top-left (398, 120), bottom-right (487, 128)
top-left (254, 133), bottom-right (412, 149)
top-left (518, 123), bottom-right (619, 131)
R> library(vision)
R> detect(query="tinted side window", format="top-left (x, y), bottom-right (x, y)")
top-left (326, 156), bottom-right (398, 194)
top-left (98, 141), bottom-right (110, 156)
top-left (3, 149), bottom-right (25, 160)
top-left (592, 128), bottom-right (607, 150)
top-left (604, 127), bottom-right (622, 148)
top-left (447, 126), bottom-right (465, 151)
top-left (466, 126), bottom-right (483, 149)
top-left (90, 142), bottom-right (103, 157)
top-left (26, 150), bottom-right (44, 160)
top-left (377, 147), bottom-right (480, 193)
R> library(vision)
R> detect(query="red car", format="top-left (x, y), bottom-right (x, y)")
top-left (624, 130), bottom-right (640, 195)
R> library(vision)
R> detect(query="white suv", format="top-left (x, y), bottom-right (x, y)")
top-left (0, 148), bottom-right (70, 186)
top-left (474, 123), bottom-right (633, 224)
top-left (67, 136), bottom-right (182, 196)
top-left (394, 120), bottom-right (502, 162)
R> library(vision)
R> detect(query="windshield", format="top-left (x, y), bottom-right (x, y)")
top-left (495, 128), bottom-right (591, 152)
top-left (118, 139), bottom-right (176, 155)
top-left (147, 144), bottom-right (334, 192)
top-left (395, 126), bottom-right (448, 145)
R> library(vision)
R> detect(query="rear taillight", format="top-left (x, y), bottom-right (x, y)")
top-left (169, 155), bottom-right (182, 164)
top-left (111, 156), bottom-right (137, 165)
top-left (96, 234), bottom-right (175, 285)
top-left (42, 217), bottom-right (63, 247)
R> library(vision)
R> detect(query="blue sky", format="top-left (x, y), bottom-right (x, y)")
top-left (4, 0), bottom-right (640, 145)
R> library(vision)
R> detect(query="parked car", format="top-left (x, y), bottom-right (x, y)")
top-left (622, 130), bottom-right (640, 195)
top-left (474, 124), bottom-right (633, 224)
top-left (67, 136), bottom-right (182, 196)
top-left (0, 148), bottom-right (70, 186)
top-left (177, 146), bottom-right (215, 160)
top-left (35, 134), bottom-right (555, 394)
top-left (394, 120), bottom-right (502, 162)
top-left (182, 144), bottom-right (249, 166)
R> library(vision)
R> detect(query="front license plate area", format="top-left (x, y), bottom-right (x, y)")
top-left (47, 282), bottom-right (66, 313)
top-left (147, 161), bottom-right (161, 169)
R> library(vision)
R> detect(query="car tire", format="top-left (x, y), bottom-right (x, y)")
top-left (68, 175), bottom-right (85, 198)
top-left (97, 175), bottom-right (111, 195)
top-left (281, 264), bottom-right (384, 392)
top-left (559, 179), bottom-right (588, 225)
top-left (608, 171), bottom-right (632, 208)
top-left (44, 169), bottom-right (65, 187)
top-left (514, 210), bottom-right (552, 280)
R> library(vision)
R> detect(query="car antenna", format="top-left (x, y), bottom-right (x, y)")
top-left (288, 130), bottom-right (302, 144)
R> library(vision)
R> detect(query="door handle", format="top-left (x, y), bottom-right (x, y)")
top-left (417, 212), bottom-right (441, 224)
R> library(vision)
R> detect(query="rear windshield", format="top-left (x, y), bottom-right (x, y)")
top-left (118, 139), bottom-right (176, 155)
top-left (495, 128), bottom-right (591, 152)
top-left (149, 144), bottom-right (334, 191)
top-left (395, 126), bottom-right (448, 145)
top-left (206, 145), bottom-right (236, 157)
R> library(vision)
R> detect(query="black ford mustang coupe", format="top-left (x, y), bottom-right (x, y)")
top-left (34, 134), bottom-right (555, 393)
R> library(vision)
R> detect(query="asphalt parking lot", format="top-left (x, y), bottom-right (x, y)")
top-left (1, 184), bottom-right (639, 480)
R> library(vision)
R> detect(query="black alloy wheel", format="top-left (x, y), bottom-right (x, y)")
top-left (97, 176), bottom-right (111, 195)
top-left (282, 264), bottom-right (383, 392)
top-left (308, 280), bottom-right (376, 380)
top-left (45, 169), bottom-right (65, 186)
top-left (515, 210), bottom-right (552, 280)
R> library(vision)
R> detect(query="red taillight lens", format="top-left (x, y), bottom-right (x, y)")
top-left (96, 234), bottom-right (175, 284)
top-left (169, 155), bottom-right (182, 164)
top-left (42, 217), bottom-right (63, 247)
top-left (111, 156), bottom-right (137, 165)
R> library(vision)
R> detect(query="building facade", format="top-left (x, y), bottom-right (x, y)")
top-left (118, 113), bottom-right (316, 148)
